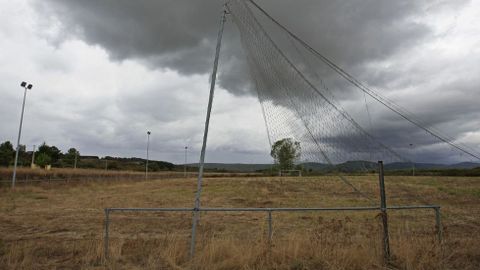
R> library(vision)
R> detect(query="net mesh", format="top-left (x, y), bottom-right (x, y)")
top-left (226, 0), bottom-right (410, 200)
top-left (229, 3), bottom-right (405, 160)
top-left (225, 0), bottom-right (480, 202)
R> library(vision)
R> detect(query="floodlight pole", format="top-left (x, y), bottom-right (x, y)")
top-left (190, 6), bottom-right (228, 258)
top-left (146, 131), bottom-right (151, 180)
top-left (184, 146), bottom-right (188, 178)
top-left (12, 82), bottom-right (32, 188)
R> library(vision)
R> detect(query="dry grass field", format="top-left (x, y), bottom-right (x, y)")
top-left (0, 173), bottom-right (479, 269)
top-left (0, 168), bottom-right (261, 184)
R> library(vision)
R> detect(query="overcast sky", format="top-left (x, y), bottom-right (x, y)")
top-left (0, 0), bottom-right (479, 164)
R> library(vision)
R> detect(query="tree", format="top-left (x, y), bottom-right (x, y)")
top-left (36, 152), bottom-right (52, 167)
top-left (49, 146), bottom-right (62, 162)
top-left (63, 148), bottom-right (79, 167)
top-left (17, 144), bottom-right (30, 166)
top-left (37, 142), bottom-right (62, 164)
top-left (0, 141), bottom-right (15, 167)
top-left (270, 138), bottom-right (301, 170)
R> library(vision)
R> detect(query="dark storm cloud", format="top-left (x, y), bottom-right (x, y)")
top-left (249, 0), bottom-right (432, 67)
top-left (37, 0), bottom-right (436, 94)
top-left (37, 0), bottom-right (218, 71)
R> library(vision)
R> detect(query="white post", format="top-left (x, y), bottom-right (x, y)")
top-left (74, 151), bottom-right (78, 169)
top-left (184, 146), bottom-right (188, 178)
top-left (146, 131), bottom-right (151, 180)
top-left (31, 144), bottom-right (36, 168)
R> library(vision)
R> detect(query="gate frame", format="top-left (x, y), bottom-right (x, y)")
top-left (103, 205), bottom-right (442, 260)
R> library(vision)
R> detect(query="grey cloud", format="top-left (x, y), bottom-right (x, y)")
top-left (35, 0), bottom-right (221, 71)
top-left (36, 0), bottom-right (437, 95)
top-left (250, 1), bottom-right (432, 67)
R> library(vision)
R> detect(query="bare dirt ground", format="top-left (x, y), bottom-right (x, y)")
top-left (0, 174), bottom-right (479, 269)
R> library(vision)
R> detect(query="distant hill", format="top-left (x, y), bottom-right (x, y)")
top-left (385, 162), bottom-right (444, 170)
top-left (301, 162), bottom-right (330, 171)
top-left (79, 156), bottom-right (175, 171)
top-left (186, 163), bottom-right (273, 172)
top-left (185, 161), bottom-right (480, 173)
top-left (385, 162), bottom-right (480, 170)
top-left (446, 162), bottom-right (480, 169)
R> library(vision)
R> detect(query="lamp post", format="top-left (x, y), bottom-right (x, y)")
top-left (184, 146), bottom-right (188, 177)
top-left (12, 81), bottom-right (33, 188)
top-left (146, 131), bottom-right (151, 180)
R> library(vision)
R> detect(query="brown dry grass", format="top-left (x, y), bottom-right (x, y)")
top-left (0, 175), bottom-right (479, 269)
top-left (0, 167), bottom-right (261, 183)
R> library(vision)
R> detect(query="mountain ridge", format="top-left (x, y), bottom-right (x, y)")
top-left (183, 161), bottom-right (480, 172)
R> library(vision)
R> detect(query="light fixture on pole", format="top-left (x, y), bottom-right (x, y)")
top-left (146, 131), bottom-right (151, 180)
top-left (184, 146), bottom-right (188, 177)
top-left (12, 81), bottom-right (33, 188)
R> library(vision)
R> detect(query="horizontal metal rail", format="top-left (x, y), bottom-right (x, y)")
top-left (106, 205), bottom-right (440, 212)
top-left (103, 205), bottom-right (442, 260)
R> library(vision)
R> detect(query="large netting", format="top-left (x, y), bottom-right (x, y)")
top-left (224, 0), bottom-right (480, 202)
top-left (228, 1), bottom-right (404, 165)
top-left (227, 0), bottom-right (480, 163)
top-left (225, 0), bottom-right (408, 200)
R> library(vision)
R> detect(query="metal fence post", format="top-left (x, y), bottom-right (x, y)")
top-left (104, 209), bottom-right (110, 261)
top-left (267, 210), bottom-right (273, 243)
top-left (378, 161), bottom-right (390, 261)
top-left (434, 207), bottom-right (443, 243)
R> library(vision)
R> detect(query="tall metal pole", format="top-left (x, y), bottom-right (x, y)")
top-left (190, 6), bottom-right (227, 258)
top-left (12, 83), bottom-right (31, 188)
top-left (184, 146), bottom-right (188, 178)
top-left (378, 161), bottom-right (390, 262)
top-left (31, 144), bottom-right (36, 168)
top-left (146, 131), bottom-right (151, 180)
